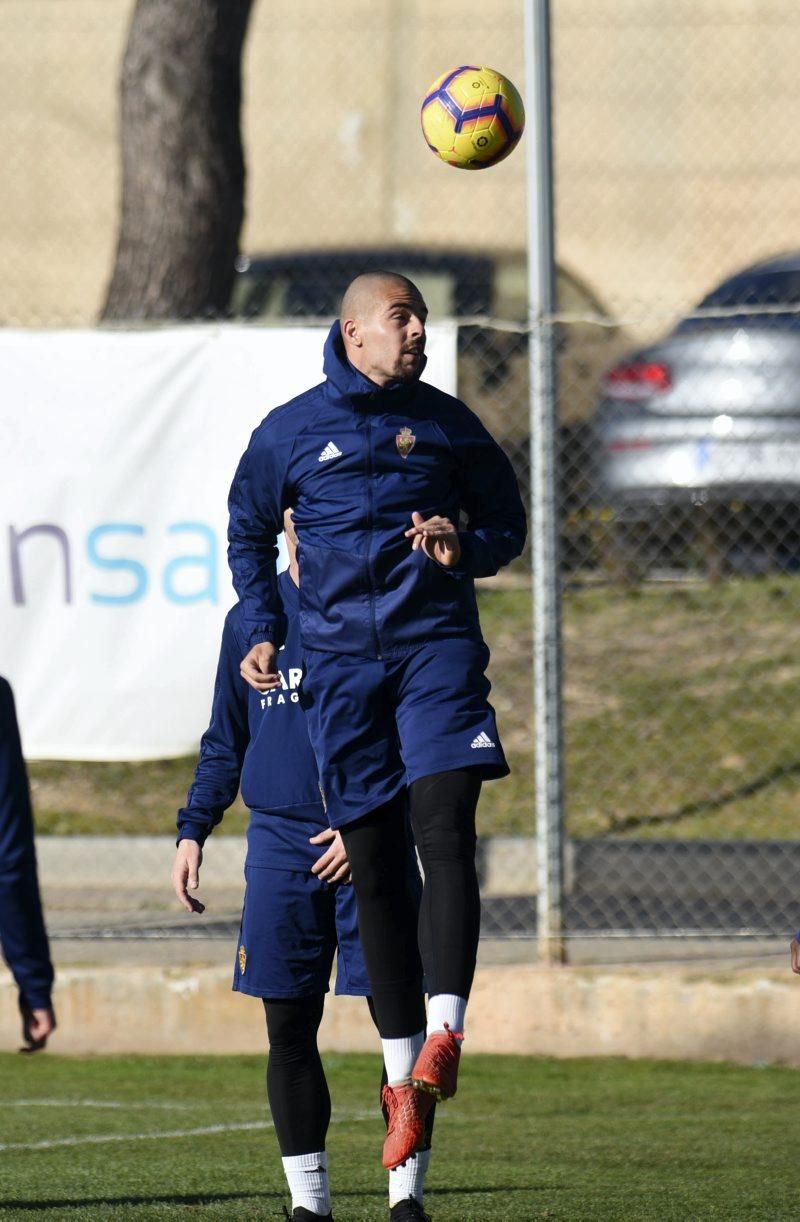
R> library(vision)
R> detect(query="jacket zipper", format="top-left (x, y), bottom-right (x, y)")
top-left (363, 407), bottom-right (382, 659)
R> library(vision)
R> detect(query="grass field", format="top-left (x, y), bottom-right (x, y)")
top-left (27, 576), bottom-right (800, 841)
top-left (2, 1051), bottom-right (800, 1220)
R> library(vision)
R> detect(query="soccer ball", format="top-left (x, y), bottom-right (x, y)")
top-left (420, 65), bottom-right (525, 170)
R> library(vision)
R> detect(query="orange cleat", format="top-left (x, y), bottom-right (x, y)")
top-left (411, 1023), bottom-right (463, 1100)
top-left (381, 1082), bottom-right (434, 1170)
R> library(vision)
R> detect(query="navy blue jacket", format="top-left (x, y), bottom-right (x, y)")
top-left (177, 571), bottom-right (327, 870)
top-left (0, 678), bottom-right (53, 1011)
top-left (228, 321), bottom-right (527, 657)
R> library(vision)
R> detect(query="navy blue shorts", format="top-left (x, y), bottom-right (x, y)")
top-left (232, 866), bottom-right (370, 999)
top-left (302, 637), bottom-right (509, 828)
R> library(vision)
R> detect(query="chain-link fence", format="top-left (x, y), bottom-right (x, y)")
top-left (8, 2), bottom-right (800, 948)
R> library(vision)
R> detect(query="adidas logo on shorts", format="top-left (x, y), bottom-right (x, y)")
top-left (471, 730), bottom-right (496, 749)
top-left (318, 441), bottom-right (343, 463)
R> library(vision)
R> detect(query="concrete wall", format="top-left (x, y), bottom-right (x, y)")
top-left (4, 1), bottom-right (800, 330)
top-left (4, 961), bottom-right (799, 1065)
top-left (8, 834), bottom-right (796, 1064)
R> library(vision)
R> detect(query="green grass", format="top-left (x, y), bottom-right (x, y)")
top-left (27, 575), bottom-right (800, 840)
top-left (480, 576), bottom-right (800, 839)
top-left (2, 1051), bottom-right (800, 1219)
top-left (28, 758), bottom-right (249, 837)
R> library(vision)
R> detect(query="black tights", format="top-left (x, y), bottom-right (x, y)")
top-left (340, 791), bottom-right (426, 1037)
top-left (264, 994), bottom-right (434, 1155)
top-left (341, 769), bottom-right (482, 1038)
top-left (264, 994), bottom-right (329, 1156)
top-left (410, 769), bottom-right (482, 1002)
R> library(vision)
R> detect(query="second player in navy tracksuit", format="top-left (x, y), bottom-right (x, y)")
top-left (0, 677), bottom-right (56, 1052)
top-left (227, 273), bottom-right (526, 1171)
top-left (173, 551), bottom-right (434, 1221)
top-left (175, 569), bottom-right (371, 1000)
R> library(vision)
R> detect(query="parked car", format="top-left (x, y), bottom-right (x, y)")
top-left (594, 252), bottom-right (800, 515)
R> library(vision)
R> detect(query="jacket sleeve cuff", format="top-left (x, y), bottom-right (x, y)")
top-left (434, 532), bottom-right (489, 579)
top-left (176, 822), bottom-right (211, 848)
top-left (246, 631), bottom-right (273, 646)
top-left (245, 612), bottom-right (288, 651)
top-left (18, 986), bottom-right (53, 1012)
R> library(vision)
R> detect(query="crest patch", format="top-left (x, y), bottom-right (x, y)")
top-left (396, 426), bottom-right (416, 459)
top-left (238, 944), bottom-right (247, 975)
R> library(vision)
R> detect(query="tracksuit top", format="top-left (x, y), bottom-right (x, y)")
top-left (228, 321), bottom-right (527, 658)
top-left (0, 678), bottom-right (53, 1010)
top-left (176, 572), bottom-right (327, 870)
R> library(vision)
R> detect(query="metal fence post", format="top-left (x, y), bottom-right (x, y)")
top-left (524, 0), bottom-right (566, 964)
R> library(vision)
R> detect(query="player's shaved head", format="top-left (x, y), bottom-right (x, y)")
top-left (340, 272), bottom-right (421, 327)
top-left (339, 272), bottom-right (428, 387)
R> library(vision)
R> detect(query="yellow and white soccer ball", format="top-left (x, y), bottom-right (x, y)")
top-left (420, 65), bottom-right (525, 170)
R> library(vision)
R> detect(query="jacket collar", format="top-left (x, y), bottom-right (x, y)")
top-left (322, 321), bottom-right (422, 409)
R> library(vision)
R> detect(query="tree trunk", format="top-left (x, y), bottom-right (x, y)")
top-left (102, 0), bottom-right (254, 321)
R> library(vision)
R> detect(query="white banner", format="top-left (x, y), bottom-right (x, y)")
top-left (0, 324), bottom-right (457, 759)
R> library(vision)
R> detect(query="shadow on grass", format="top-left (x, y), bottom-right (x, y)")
top-left (606, 758), bottom-right (800, 835)
top-left (0, 1185), bottom-right (544, 1211)
top-left (425, 1185), bottom-right (548, 1196)
top-left (0, 1192), bottom-right (277, 1211)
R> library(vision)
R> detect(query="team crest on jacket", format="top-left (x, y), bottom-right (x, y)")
top-left (396, 427), bottom-right (416, 459)
top-left (238, 944), bottom-right (247, 975)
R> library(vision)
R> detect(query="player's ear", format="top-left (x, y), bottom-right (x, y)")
top-left (342, 318), bottom-right (361, 347)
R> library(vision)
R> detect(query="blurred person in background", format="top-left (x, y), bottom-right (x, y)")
top-left (789, 935), bottom-right (800, 973)
top-left (228, 272), bottom-right (525, 1169)
top-left (0, 677), bottom-right (56, 1052)
top-left (171, 511), bottom-right (434, 1222)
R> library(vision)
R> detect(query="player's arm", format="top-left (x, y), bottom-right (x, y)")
top-left (0, 880), bottom-right (56, 1050)
top-left (227, 422), bottom-right (290, 691)
top-left (445, 406), bottom-right (528, 577)
top-left (172, 620), bottom-right (250, 914)
top-left (0, 680), bottom-right (56, 1050)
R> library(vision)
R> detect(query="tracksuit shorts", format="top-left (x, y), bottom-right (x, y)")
top-left (301, 637), bottom-right (509, 828)
top-left (232, 864), bottom-right (370, 999)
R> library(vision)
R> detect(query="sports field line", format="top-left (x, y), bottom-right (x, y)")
top-left (8, 1099), bottom-right (195, 1110)
top-left (0, 1110), bottom-right (376, 1153)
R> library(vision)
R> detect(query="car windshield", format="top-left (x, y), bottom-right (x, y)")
top-left (677, 268), bottom-right (800, 331)
top-left (230, 253), bottom-right (495, 320)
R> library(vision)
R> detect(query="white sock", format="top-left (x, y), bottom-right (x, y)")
top-left (381, 1030), bottom-right (425, 1085)
top-left (389, 1146), bottom-right (432, 1208)
top-left (427, 993), bottom-right (467, 1035)
top-left (282, 1150), bottom-right (330, 1216)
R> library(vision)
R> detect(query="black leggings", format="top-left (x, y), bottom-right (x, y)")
top-left (410, 769), bottom-right (482, 1002)
top-left (341, 769), bottom-right (482, 1038)
top-left (264, 994), bottom-right (329, 1156)
top-left (264, 994), bottom-right (434, 1155)
top-left (340, 792), bottom-right (427, 1037)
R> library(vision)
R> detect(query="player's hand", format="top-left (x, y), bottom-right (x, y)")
top-left (790, 937), bottom-right (800, 973)
top-left (20, 1005), bottom-right (56, 1053)
top-left (240, 642), bottom-right (282, 693)
top-left (404, 511), bottom-right (461, 568)
top-left (310, 828), bottom-right (351, 884)
top-left (172, 840), bottom-right (206, 914)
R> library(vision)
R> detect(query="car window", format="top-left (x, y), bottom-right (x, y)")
top-left (699, 270), bottom-right (800, 309)
top-left (230, 251), bottom-right (618, 336)
top-left (230, 252), bottom-right (494, 320)
top-left (675, 268), bottom-right (800, 332)
top-left (285, 268), bottom-right (455, 317)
